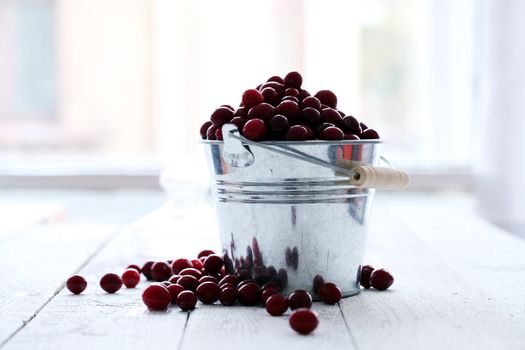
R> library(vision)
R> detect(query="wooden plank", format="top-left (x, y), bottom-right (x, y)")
top-left (0, 223), bottom-right (114, 346)
top-left (339, 197), bottom-right (525, 350)
top-left (3, 204), bottom-right (221, 350)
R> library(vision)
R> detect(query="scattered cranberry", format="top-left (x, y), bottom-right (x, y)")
top-left (151, 262), bottom-right (172, 282)
top-left (286, 125), bottom-right (309, 141)
top-left (203, 254), bottom-right (224, 274)
top-left (315, 90), bottom-right (337, 108)
top-left (167, 284), bottom-right (185, 304)
top-left (319, 283), bottom-right (342, 304)
top-left (320, 126), bottom-right (344, 140)
top-left (360, 128), bottom-right (380, 139)
top-left (142, 261), bottom-right (154, 280)
top-left (237, 282), bottom-right (261, 306)
top-left (169, 275), bottom-right (181, 284)
top-left (284, 71), bottom-right (302, 89)
top-left (122, 269), bottom-right (141, 288)
top-left (127, 264), bottom-right (141, 273)
top-left (199, 276), bottom-right (218, 284)
top-left (360, 265), bottom-right (374, 289)
top-left (66, 275), bottom-right (87, 295)
top-left (177, 290), bottom-right (198, 311)
top-left (312, 275), bottom-right (325, 295)
top-left (247, 103), bottom-right (275, 122)
top-left (210, 107), bottom-right (234, 126)
top-left (261, 288), bottom-right (280, 304)
top-left (219, 274), bottom-right (238, 287)
top-left (191, 259), bottom-right (204, 271)
top-left (265, 294), bottom-right (289, 316)
top-left (177, 275), bottom-right (199, 291)
top-left (179, 268), bottom-right (202, 279)
top-left (142, 284), bottom-right (171, 310)
top-left (220, 286), bottom-right (237, 306)
top-left (242, 118), bottom-right (267, 141)
top-left (162, 281), bottom-right (172, 288)
top-left (370, 269), bottom-right (394, 291)
top-left (171, 259), bottom-right (193, 275)
top-left (289, 309), bottom-right (319, 335)
top-left (288, 289), bottom-right (312, 310)
top-left (196, 281), bottom-right (221, 304)
top-left (242, 89), bottom-right (264, 109)
top-left (220, 282), bottom-right (235, 290)
top-left (100, 273), bottom-right (123, 294)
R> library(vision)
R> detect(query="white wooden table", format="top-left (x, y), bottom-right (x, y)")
top-left (0, 192), bottom-right (524, 350)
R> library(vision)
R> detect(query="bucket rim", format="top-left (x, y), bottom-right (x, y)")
top-left (200, 139), bottom-right (384, 145)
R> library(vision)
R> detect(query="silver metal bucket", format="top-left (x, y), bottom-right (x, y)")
top-left (203, 125), bottom-right (384, 298)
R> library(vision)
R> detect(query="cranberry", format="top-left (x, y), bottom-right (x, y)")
top-left (122, 269), bottom-right (140, 288)
top-left (171, 259), bottom-right (193, 275)
top-left (221, 104), bottom-right (234, 111)
top-left (126, 264), bottom-right (141, 273)
top-left (200, 121), bottom-right (213, 139)
top-left (317, 122), bottom-right (335, 135)
top-left (242, 89), bottom-right (264, 109)
top-left (302, 96), bottom-right (321, 110)
top-left (370, 269), bottom-right (394, 291)
top-left (261, 288), bottom-right (280, 304)
top-left (262, 281), bottom-right (281, 292)
top-left (344, 133), bottom-right (360, 140)
top-left (275, 100), bottom-right (299, 121)
top-left (199, 276), bottom-right (218, 284)
top-left (177, 275), bottom-right (199, 291)
top-left (219, 274), bottom-right (238, 287)
top-left (312, 275), bottom-right (325, 295)
top-left (261, 87), bottom-right (279, 105)
top-left (342, 115), bottom-right (362, 134)
top-left (360, 122), bottom-right (368, 130)
top-left (220, 282), bottom-right (235, 290)
top-left (301, 124), bottom-right (315, 140)
top-left (298, 89), bottom-right (311, 101)
top-left (285, 88), bottom-right (300, 98)
top-left (203, 254), bottom-right (223, 274)
top-left (237, 269), bottom-right (252, 281)
top-left (220, 286), bottom-right (237, 306)
top-left (319, 282), bottom-right (342, 304)
top-left (320, 126), bottom-right (344, 140)
top-left (162, 281), bottom-right (172, 288)
top-left (167, 284), bottom-right (184, 303)
top-left (281, 96), bottom-right (299, 104)
top-left (176, 290), bottom-right (198, 311)
top-left (289, 309), bottom-right (319, 335)
top-left (242, 118), bottom-right (267, 141)
top-left (142, 261), bottom-right (154, 280)
top-left (247, 103), bottom-right (275, 122)
top-left (269, 114), bottom-right (289, 132)
top-left (100, 273), bottom-right (122, 294)
top-left (260, 82), bottom-right (285, 97)
top-left (284, 71), bottom-right (302, 89)
top-left (315, 90), bottom-right (337, 108)
top-left (360, 129), bottom-right (380, 139)
top-left (210, 107), bottom-right (234, 126)
top-left (206, 124), bottom-right (219, 140)
top-left (237, 279), bottom-right (257, 290)
top-left (196, 281), bottom-right (221, 304)
top-left (234, 107), bottom-right (247, 118)
top-left (151, 262), bottom-right (172, 282)
top-left (237, 282), bottom-right (261, 306)
top-left (302, 107), bottom-right (321, 125)
top-left (360, 265), bottom-right (374, 289)
top-left (267, 75), bottom-right (284, 84)
top-left (179, 268), bottom-right (202, 279)
top-left (169, 275), bottom-right (181, 284)
top-left (286, 125), bottom-right (309, 141)
top-left (215, 128), bottom-right (223, 141)
top-left (142, 284), bottom-right (171, 310)
top-left (191, 259), bottom-right (204, 271)
top-left (265, 294), bottom-right (289, 316)
top-left (288, 289), bottom-right (312, 310)
top-left (66, 275), bottom-right (87, 294)
top-left (321, 108), bottom-right (343, 126)
top-left (229, 116), bottom-right (246, 130)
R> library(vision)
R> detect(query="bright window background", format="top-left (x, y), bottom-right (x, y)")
top-left (0, 0), bottom-right (475, 173)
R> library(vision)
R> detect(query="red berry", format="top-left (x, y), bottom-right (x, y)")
top-left (167, 284), bottom-right (185, 303)
top-left (360, 265), bottom-right (374, 289)
top-left (286, 125), bottom-right (309, 141)
top-left (196, 281), bottom-right (221, 304)
top-left (321, 108), bottom-right (343, 126)
top-left (197, 249), bottom-right (215, 259)
top-left (151, 261), bottom-right (172, 282)
top-left (320, 126), bottom-right (344, 140)
top-left (262, 281), bottom-right (281, 292)
top-left (342, 116), bottom-right (362, 134)
top-left (220, 286), bottom-right (237, 306)
top-left (127, 264), bottom-right (141, 273)
top-left (229, 116), bottom-right (246, 130)
top-left (289, 309), bottom-right (319, 335)
top-left (234, 107), bottom-right (247, 118)
top-left (370, 269), bottom-right (394, 291)
top-left (237, 282), bottom-right (261, 306)
top-left (261, 288), bottom-right (280, 304)
top-left (247, 103), bottom-right (275, 122)
top-left (269, 114), bottom-right (289, 132)
top-left (66, 275), bottom-right (87, 295)
top-left (100, 273), bottom-right (122, 294)
top-left (261, 87), bottom-right (279, 105)
top-left (301, 124), bottom-right (315, 140)
top-left (285, 88), bottom-right (300, 98)
top-left (319, 282), bottom-right (342, 304)
top-left (142, 261), bottom-right (154, 280)
top-left (199, 276), bottom-right (218, 284)
top-left (219, 274), bottom-right (238, 287)
top-left (242, 118), bottom-right (267, 141)
top-left (122, 269), bottom-right (140, 288)
top-left (200, 121), bottom-right (212, 139)
top-left (265, 294), bottom-right (289, 316)
top-left (179, 268), bottom-right (202, 279)
top-left (206, 124), bottom-right (219, 140)
top-left (288, 289), bottom-right (312, 310)
top-left (360, 122), bottom-right (368, 130)
top-left (312, 275), bottom-right (325, 295)
top-left (191, 259), bottom-right (204, 271)
top-left (177, 275), bottom-right (199, 291)
top-left (344, 133), bottom-right (360, 140)
top-left (275, 100), bottom-right (299, 121)
top-left (301, 107), bottom-right (321, 125)
top-left (169, 275), bottom-right (181, 284)
top-left (360, 129), bottom-right (380, 139)
top-left (267, 75), bottom-right (284, 84)
top-left (259, 82), bottom-right (285, 97)
top-left (242, 89), bottom-right (264, 109)
top-left (284, 71), bottom-right (302, 89)
top-left (215, 128), bottom-right (223, 141)
top-left (142, 284), bottom-right (171, 310)
top-left (298, 89), bottom-right (311, 101)
top-left (210, 107), bottom-right (234, 126)
top-left (177, 290), bottom-right (198, 311)
top-left (302, 96), bottom-right (321, 110)
top-left (315, 90), bottom-right (337, 108)
top-left (171, 259), bottom-right (193, 275)
top-left (203, 254), bottom-right (224, 274)
top-left (281, 96), bottom-right (299, 104)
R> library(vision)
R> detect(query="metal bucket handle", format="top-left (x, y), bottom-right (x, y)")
top-left (221, 124), bottom-right (409, 190)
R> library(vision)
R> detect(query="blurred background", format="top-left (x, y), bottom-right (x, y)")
top-left (0, 0), bottom-right (523, 235)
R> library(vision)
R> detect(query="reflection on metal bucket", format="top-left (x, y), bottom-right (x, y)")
top-left (204, 139), bottom-right (381, 297)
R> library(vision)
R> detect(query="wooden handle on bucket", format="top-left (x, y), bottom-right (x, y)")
top-left (349, 166), bottom-right (410, 190)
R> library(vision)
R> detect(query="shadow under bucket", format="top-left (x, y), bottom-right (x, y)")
top-left (203, 124), bottom-right (407, 298)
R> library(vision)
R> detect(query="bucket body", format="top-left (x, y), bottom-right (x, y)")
top-left (203, 140), bottom-right (381, 297)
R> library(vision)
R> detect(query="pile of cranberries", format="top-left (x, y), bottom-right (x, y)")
top-left (200, 72), bottom-right (380, 142)
top-left (66, 250), bottom-right (394, 336)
